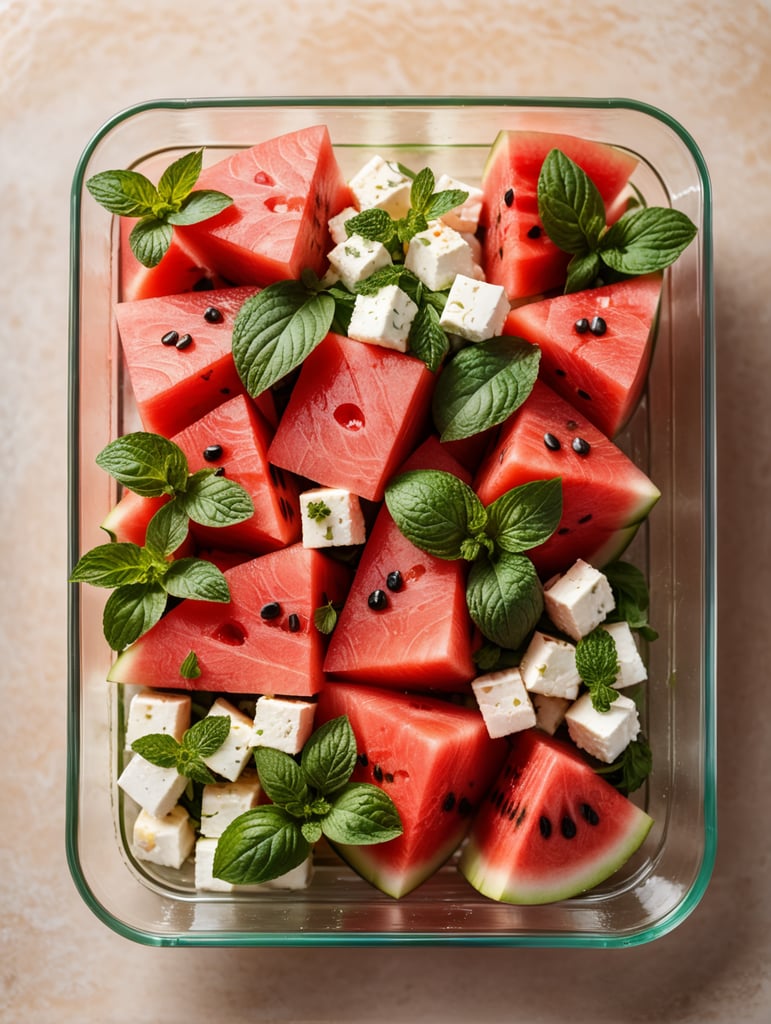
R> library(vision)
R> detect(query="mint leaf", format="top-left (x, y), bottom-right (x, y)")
top-left (575, 627), bottom-right (621, 712)
top-left (96, 433), bottom-right (189, 497)
top-left (128, 217), bottom-right (173, 269)
top-left (213, 805), bottom-right (311, 885)
top-left (354, 263), bottom-right (416, 296)
top-left (164, 557), bottom-right (230, 602)
top-left (385, 469), bottom-right (488, 560)
top-left (232, 281), bottom-right (335, 397)
top-left (604, 560), bottom-right (658, 639)
top-left (313, 600), bottom-right (338, 635)
top-left (322, 783), bottom-right (403, 845)
top-left (300, 715), bottom-right (357, 796)
top-left (466, 551), bottom-right (543, 650)
top-left (565, 251), bottom-right (602, 294)
top-left (409, 167), bottom-right (435, 215)
top-left (184, 715), bottom-right (231, 759)
top-left (432, 337), bottom-right (541, 442)
top-left (167, 189), bottom-right (234, 226)
top-left (595, 734), bottom-right (652, 794)
top-left (131, 733), bottom-right (179, 768)
top-left (408, 301), bottom-right (449, 372)
top-left (69, 542), bottom-right (155, 589)
top-left (486, 478), bottom-right (563, 554)
top-left (424, 188), bottom-right (469, 221)
top-left (85, 169), bottom-right (158, 217)
top-left (306, 499), bottom-right (332, 522)
top-left (180, 470), bottom-right (254, 527)
top-left (179, 650), bottom-right (201, 679)
top-left (103, 581), bottom-right (167, 651)
top-left (156, 148), bottom-right (202, 205)
top-left (599, 207), bottom-right (697, 274)
top-left (145, 500), bottom-right (189, 557)
top-left (344, 208), bottom-right (395, 245)
top-left (253, 746), bottom-right (310, 809)
top-left (537, 149), bottom-right (606, 256)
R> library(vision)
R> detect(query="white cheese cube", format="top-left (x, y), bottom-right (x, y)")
top-left (405, 221), bottom-right (477, 291)
top-left (602, 621), bottom-right (648, 689)
top-left (133, 805), bottom-right (195, 869)
top-left (124, 689), bottom-right (191, 750)
top-left (327, 233), bottom-right (392, 291)
top-left (195, 838), bottom-right (314, 892)
top-left (260, 854), bottom-right (314, 890)
top-left (348, 155), bottom-right (412, 218)
top-left (300, 487), bottom-right (366, 548)
top-left (252, 695), bottom-right (316, 755)
top-left (328, 205), bottom-right (359, 245)
top-left (565, 691), bottom-right (640, 763)
top-left (543, 559), bottom-right (616, 641)
top-left (471, 667), bottom-right (536, 739)
top-left (202, 697), bottom-right (254, 782)
top-left (520, 631), bottom-right (581, 700)
top-left (117, 754), bottom-right (188, 818)
top-left (347, 284), bottom-right (418, 353)
top-left (436, 173), bottom-right (484, 233)
top-left (532, 693), bottom-right (572, 736)
top-left (199, 773), bottom-right (263, 838)
top-left (439, 274), bottom-right (510, 342)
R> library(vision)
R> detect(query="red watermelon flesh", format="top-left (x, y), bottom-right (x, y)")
top-left (268, 332), bottom-right (435, 502)
top-left (480, 131), bottom-right (638, 300)
top-left (474, 380), bottom-right (660, 578)
top-left (118, 215), bottom-right (227, 302)
top-left (176, 125), bottom-right (355, 287)
top-left (315, 682), bottom-right (508, 898)
top-left (107, 543), bottom-right (350, 696)
top-left (114, 285), bottom-right (276, 437)
top-left (458, 729), bottom-right (653, 904)
top-left (505, 273), bottom-right (663, 438)
top-left (323, 436), bottom-right (477, 692)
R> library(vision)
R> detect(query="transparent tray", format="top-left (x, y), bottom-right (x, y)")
top-left (67, 97), bottom-right (715, 947)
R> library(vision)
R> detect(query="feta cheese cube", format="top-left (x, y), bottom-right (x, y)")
top-left (347, 284), bottom-right (418, 352)
top-left (405, 221), bottom-right (477, 291)
top-left (471, 667), bottom-right (536, 739)
top-left (520, 631), bottom-right (581, 700)
top-left (124, 689), bottom-right (191, 750)
top-left (348, 155), bottom-right (412, 218)
top-left (435, 173), bottom-right (484, 233)
top-left (602, 621), bottom-right (648, 689)
top-left (439, 274), bottom-right (510, 342)
top-left (328, 205), bottom-right (359, 245)
top-left (199, 773), bottom-right (264, 838)
top-left (202, 697), bottom-right (254, 782)
top-left (260, 854), bottom-right (314, 890)
top-left (531, 693), bottom-right (572, 736)
top-left (564, 691), bottom-right (640, 763)
top-left (195, 838), bottom-right (314, 892)
top-left (300, 487), bottom-right (366, 548)
top-left (117, 754), bottom-right (188, 818)
top-left (251, 695), bottom-right (316, 755)
top-left (133, 805), bottom-right (195, 869)
top-left (327, 233), bottom-right (392, 291)
top-left (543, 559), bottom-right (616, 641)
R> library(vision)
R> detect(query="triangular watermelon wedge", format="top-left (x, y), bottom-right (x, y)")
top-left (505, 273), bottom-right (663, 437)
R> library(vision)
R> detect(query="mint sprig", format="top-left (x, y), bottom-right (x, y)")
top-left (594, 734), bottom-right (653, 794)
top-left (86, 149), bottom-right (233, 268)
top-left (575, 627), bottom-right (621, 712)
top-left (131, 715), bottom-right (231, 785)
top-left (213, 716), bottom-right (402, 886)
top-left (537, 148), bottom-right (697, 293)
top-left (603, 560), bottom-right (658, 641)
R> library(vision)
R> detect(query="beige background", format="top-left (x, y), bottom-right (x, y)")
top-left (2, 0), bottom-right (769, 1021)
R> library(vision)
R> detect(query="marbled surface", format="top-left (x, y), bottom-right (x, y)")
top-left (2, 0), bottom-right (770, 1021)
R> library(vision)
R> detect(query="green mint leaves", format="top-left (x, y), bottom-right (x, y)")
top-left (537, 148), bottom-right (697, 293)
top-left (594, 734), bottom-right (653, 795)
top-left (212, 716), bottom-right (402, 886)
top-left (70, 432), bottom-right (254, 650)
top-left (85, 149), bottom-right (233, 268)
top-left (575, 627), bottom-right (621, 713)
top-left (604, 560), bottom-right (658, 641)
top-left (385, 471), bottom-right (562, 649)
top-left (132, 715), bottom-right (231, 785)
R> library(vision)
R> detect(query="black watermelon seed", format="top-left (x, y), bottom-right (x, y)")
top-left (203, 306), bottom-right (223, 324)
top-left (558, 526), bottom-right (571, 535)
top-left (161, 330), bottom-right (179, 346)
top-left (220, 387), bottom-right (231, 395)
top-left (386, 570), bottom-right (403, 592)
top-left (175, 333), bottom-right (193, 350)
top-left (373, 764), bottom-right (384, 782)
top-left (368, 589), bottom-right (388, 611)
top-left (203, 444), bottom-right (223, 462)
top-left (581, 802), bottom-right (600, 826)
top-left (543, 432), bottom-right (561, 451)
top-left (498, 246), bottom-right (504, 260)
top-left (192, 277), bottom-right (215, 291)
top-left (504, 187), bottom-right (514, 207)
top-left (458, 796), bottom-right (472, 816)
top-left (577, 388), bottom-right (592, 401)
top-left (566, 419), bottom-right (578, 430)
top-left (358, 752), bottom-right (369, 767)
top-left (572, 437), bottom-right (591, 456)
top-left (526, 224), bottom-right (542, 238)
top-left (590, 316), bottom-right (607, 336)
top-left (442, 792), bottom-right (456, 812)
top-left (385, 772), bottom-right (394, 783)
top-left (578, 513), bottom-right (593, 524)
top-left (539, 815), bottom-right (552, 839)
top-left (574, 318), bottom-right (590, 334)
top-left (554, 367), bottom-right (567, 377)
top-left (561, 815), bottom-right (577, 839)
top-left (288, 613), bottom-right (300, 633)
top-left (260, 601), bottom-right (282, 620)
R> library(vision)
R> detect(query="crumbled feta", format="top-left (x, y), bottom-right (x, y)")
top-left (435, 173), bottom-right (484, 233)
top-left (252, 694), bottom-right (316, 755)
top-left (405, 221), bottom-right (477, 291)
top-left (348, 155), bottom-right (412, 218)
top-left (327, 233), bottom-right (392, 290)
top-left (543, 559), bottom-right (615, 641)
top-left (438, 274), bottom-right (510, 342)
top-left (564, 691), bottom-right (640, 763)
top-left (117, 754), bottom-right (188, 818)
top-left (124, 689), bottom-right (191, 750)
top-left (133, 805), bottom-right (196, 869)
top-left (202, 697), bottom-right (254, 782)
top-left (531, 693), bottom-right (572, 736)
top-left (195, 838), bottom-right (314, 892)
top-left (602, 620), bottom-right (648, 689)
top-left (519, 631), bottom-right (581, 700)
top-left (300, 487), bottom-right (366, 548)
top-left (328, 205), bottom-right (359, 245)
top-left (471, 667), bottom-right (536, 739)
top-left (199, 772), bottom-right (264, 838)
top-left (347, 284), bottom-right (418, 352)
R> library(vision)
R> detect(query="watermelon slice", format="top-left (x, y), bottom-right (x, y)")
top-left (118, 214), bottom-right (226, 302)
top-left (474, 380), bottom-right (660, 578)
top-left (505, 273), bottom-right (663, 438)
top-left (458, 729), bottom-right (653, 904)
top-left (175, 125), bottom-right (355, 287)
top-left (107, 544), bottom-right (350, 696)
top-left (480, 130), bottom-right (638, 300)
top-left (315, 682), bottom-right (508, 898)
top-left (323, 436), bottom-right (477, 691)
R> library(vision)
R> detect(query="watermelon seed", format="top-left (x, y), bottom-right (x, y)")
top-left (192, 277), bottom-right (215, 292)
top-left (578, 514), bottom-right (593, 524)
top-left (527, 224), bottom-right (542, 238)
top-left (386, 570), bottom-right (403, 592)
top-left (260, 601), bottom-right (282, 620)
top-left (555, 368), bottom-right (567, 377)
top-left (161, 330), bottom-right (179, 346)
top-left (572, 437), bottom-right (591, 456)
top-left (358, 753), bottom-right (369, 767)
top-left (203, 444), bottom-right (223, 462)
top-left (504, 188), bottom-right (514, 207)
top-left (590, 316), bottom-right (607, 336)
top-left (577, 389), bottom-right (592, 401)
top-left (566, 419), bottom-right (578, 430)
top-left (543, 432), bottom-right (561, 452)
top-left (443, 792), bottom-right (456, 812)
top-left (539, 815), bottom-right (552, 839)
top-left (203, 306), bottom-right (223, 324)
top-left (574, 318), bottom-right (590, 334)
top-left (385, 772), bottom-right (394, 783)
top-left (580, 802), bottom-right (600, 825)
top-left (561, 815), bottom-right (577, 839)
top-left (288, 613), bottom-right (300, 633)
top-left (175, 333), bottom-right (193, 350)
top-left (368, 589), bottom-right (388, 611)
top-left (558, 527), bottom-right (571, 535)
top-left (373, 764), bottom-right (384, 782)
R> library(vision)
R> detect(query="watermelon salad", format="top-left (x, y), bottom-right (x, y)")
top-left (72, 123), bottom-right (697, 905)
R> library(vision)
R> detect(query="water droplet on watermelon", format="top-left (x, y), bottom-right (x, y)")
top-left (212, 621), bottom-right (247, 646)
top-left (333, 403), bottom-right (365, 431)
top-left (253, 170), bottom-right (274, 186)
